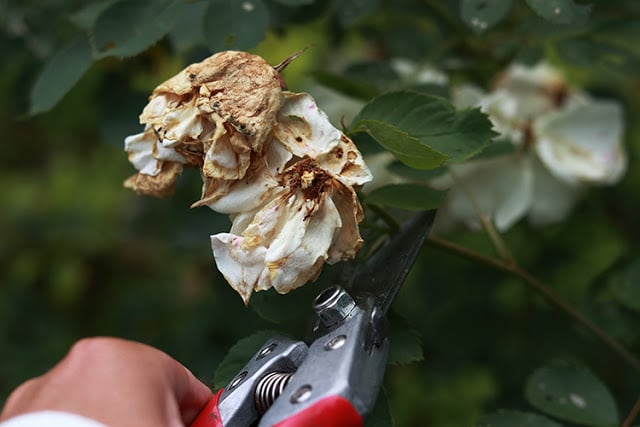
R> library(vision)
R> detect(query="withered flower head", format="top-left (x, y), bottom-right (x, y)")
top-left (124, 52), bottom-right (372, 304)
top-left (124, 51), bottom-right (283, 196)
top-left (210, 92), bottom-right (372, 305)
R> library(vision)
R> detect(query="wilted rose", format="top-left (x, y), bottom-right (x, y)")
top-left (124, 52), bottom-right (371, 303)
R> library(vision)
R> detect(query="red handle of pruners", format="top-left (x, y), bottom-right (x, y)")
top-left (191, 389), bottom-right (224, 427)
top-left (190, 391), bottom-right (363, 427)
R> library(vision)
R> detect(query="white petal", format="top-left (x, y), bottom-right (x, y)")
top-left (124, 131), bottom-right (162, 176)
top-left (478, 62), bottom-right (570, 145)
top-left (202, 131), bottom-right (251, 180)
top-left (302, 83), bottom-right (365, 125)
top-left (204, 140), bottom-right (292, 214)
top-left (431, 155), bottom-right (533, 232)
top-left (528, 157), bottom-right (584, 226)
top-left (451, 84), bottom-right (486, 110)
top-left (503, 63), bottom-right (565, 89)
top-left (481, 89), bottom-right (543, 144)
top-left (266, 195), bottom-right (341, 294)
top-left (140, 95), bottom-right (171, 123)
top-left (390, 58), bottom-right (449, 85)
top-left (315, 133), bottom-right (373, 188)
top-left (156, 140), bottom-right (188, 163)
top-left (534, 100), bottom-right (627, 185)
top-left (275, 92), bottom-right (341, 158)
top-left (211, 189), bottom-right (341, 302)
top-left (162, 105), bottom-right (203, 142)
top-left (211, 233), bottom-right (267, 305)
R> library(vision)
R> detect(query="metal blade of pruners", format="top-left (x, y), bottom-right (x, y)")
top-left (345, 209), bottom-right (436, 338)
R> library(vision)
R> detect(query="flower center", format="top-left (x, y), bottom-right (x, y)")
top-left (282, 158), bottom-right (332, 201)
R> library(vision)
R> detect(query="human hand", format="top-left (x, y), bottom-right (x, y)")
top-left (0, 337), bottom-right (213, 427)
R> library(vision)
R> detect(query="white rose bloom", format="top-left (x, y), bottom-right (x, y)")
top-left (434, 62), bottom-right (626, 231)
top-left (431, 154), bottom-right (583, 232)
top-left (390, 58), bottom-right (449, 86)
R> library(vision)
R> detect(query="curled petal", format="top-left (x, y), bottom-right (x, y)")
top-left (140, 94), bottom-right (180, 125)
top-left (317, 134), bottom-right (373, 188)
top-left (202, 126), bottom-right (252, 180)
top-left (125, 130), bottom-right (162, 176)
top-left (326, 181), bottom-right (364, 263)
top-left (275, 92), bottom-right (372, 187)
top-left (211, 233), bottom-right (268, 305)
top-left (161, 105), bottom-right (203, 143)
top-left (192, 51), bottom-right (283, 152)
top-left (274, 92), bottom-right (342, 158)
top-left (534, 101), bottom-right (627, 185)
top-left (194, 139), bottom-right (292, 213)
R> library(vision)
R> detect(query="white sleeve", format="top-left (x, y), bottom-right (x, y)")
top-left (0, 411), bottom-right (108, 427)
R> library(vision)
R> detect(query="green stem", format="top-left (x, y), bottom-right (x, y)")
top-left (427, 235), bottom-right (640, 373)
top-left (623, 396), bottom-right (640, 427)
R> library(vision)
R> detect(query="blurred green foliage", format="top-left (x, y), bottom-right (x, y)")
top-left (2, 0), bottom-right (640, 426)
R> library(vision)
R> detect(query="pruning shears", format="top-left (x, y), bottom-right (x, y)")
top-left (191, 210), bottom-right (436, 427)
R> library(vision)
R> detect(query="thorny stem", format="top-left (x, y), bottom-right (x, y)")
top-left (447, 167), bottom-right (515, 264)
top-left (623, 396), bottom-right (640, 427)
top-left (427, 234), bottom-right (640, 374)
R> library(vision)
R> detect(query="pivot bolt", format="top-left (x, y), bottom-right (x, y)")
top-left (313, 286), bottom-right (356, 327)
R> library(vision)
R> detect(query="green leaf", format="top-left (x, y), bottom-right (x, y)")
top-left (473, 140), bottom-right (516, 159)
top-left (366, 184), bottom-right (447, 211)
top-left (204, 0), bottom-right (269, 52)
top-left (476, 410), bottom-right (564, 427)
top-left (29, 38), bottom-right (93, 115)
top-left (596, 19), bottom-right (640, 56)
top-left (214, 330), bottom-right (283, 389)
top-left (525, 363), bottom-right (619, 427)
top-left (167, 0), bottom-right (208, 51)
top-left (91, 0), bottom-right (180, 58)
top-left (352, 91), bottom-right (496, 169)
top-left (525, 0), bottom-right (591, 25)
top-left (386, 162), bottom-right (447, 181)
top-left (272, 0), bottom-right (315, 5)
top-left (332, 0), bottom-right (381, 27)
top-left (355, 120), bottom-right (448, 169)
top-left (460, 0), bottom-right (514, 34)
top-left (608, 257), bottom-right (640, 313)
top-left (313, 71), bottom-right (380, 101)
top-left (553, 35), bottom-right (640, 74)
top-left (68, 0), bottom-right (119, 30)
top-left (249, 277), bottom-right (332, 328)
top-left (387, 313), bottom-right (423, 365)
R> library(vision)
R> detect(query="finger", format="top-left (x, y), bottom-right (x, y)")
top-left (0, 377), bottom-right (44, 420)
top-left (167, 361), bottom-right (213, 424)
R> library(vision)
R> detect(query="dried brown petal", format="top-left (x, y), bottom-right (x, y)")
top-left (157, 51), bottom-right (283, 152)
top-left (124, 162), bottom-right (184, 197)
